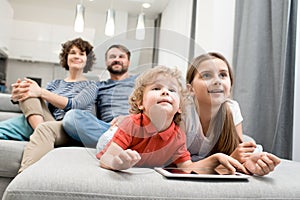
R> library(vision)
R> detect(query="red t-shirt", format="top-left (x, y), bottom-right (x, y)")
top-left (96, 114), bottom-right (190, 167)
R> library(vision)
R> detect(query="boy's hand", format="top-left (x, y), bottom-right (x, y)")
top-left (111, 149), bottom-right (141, 170)
top-left (243, 152), bottom-right (281, 176)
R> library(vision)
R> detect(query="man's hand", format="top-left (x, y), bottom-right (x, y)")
top-left (243, 152), bottom-right (281, 176)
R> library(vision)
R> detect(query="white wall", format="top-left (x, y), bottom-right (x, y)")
top-left (0, 0), bottom-right (13, 55)
top-left (158, 0), bottom-right (193, 75)
top-left (195, 0), bottom-right (236, 64)
top-left (293, 2), bottom-right (300, 162)
top-left (157, 0), bottom-right (236, 76)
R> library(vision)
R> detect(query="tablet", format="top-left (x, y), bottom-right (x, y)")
top-left (155, 167), bottom-right (250, 180)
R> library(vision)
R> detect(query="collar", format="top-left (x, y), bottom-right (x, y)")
top-left (131, 114), bottom-right (177, 141)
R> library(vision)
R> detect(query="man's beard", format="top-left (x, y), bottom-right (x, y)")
top-left (107, 61), bottom-right (128, 75)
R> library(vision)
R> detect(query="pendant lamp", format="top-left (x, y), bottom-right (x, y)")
top-left (74, 4), bottom-right (85, 33)
top-left (105, 9), bottom-right (115, 36)
top-left (136, 12), bottom-right (145, 40)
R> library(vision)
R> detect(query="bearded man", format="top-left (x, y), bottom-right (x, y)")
top-left (62, 44), bottom-right (138, 147)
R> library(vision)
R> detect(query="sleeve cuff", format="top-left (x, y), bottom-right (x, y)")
top-left (10, 99), bottom-right (19, 104)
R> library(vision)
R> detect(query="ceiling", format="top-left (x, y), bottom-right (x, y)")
top-left (8, 0), bottom-right (170, 19)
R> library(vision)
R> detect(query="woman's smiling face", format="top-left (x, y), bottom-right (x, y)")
top-left (67, 45), bottom-right (87, 70)
top-left (191, 58), bottom-right (232, 107)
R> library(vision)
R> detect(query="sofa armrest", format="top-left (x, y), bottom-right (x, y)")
top-left (0, 93), bottom-right (21, 113)
top-left (0, 140), bottom-right (27, 178)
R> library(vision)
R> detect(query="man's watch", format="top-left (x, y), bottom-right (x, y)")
top-left (10, 99), bottom-right (19, 104)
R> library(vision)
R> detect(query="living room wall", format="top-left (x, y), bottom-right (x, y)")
top-left (157, 0), bottom-right (236, 76)
top-left (157, 0), bottom-right (193, 75)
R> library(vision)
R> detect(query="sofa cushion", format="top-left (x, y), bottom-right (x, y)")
top-left (3, 147), bottom-right (300, 200)
top-left (0, 140), bottom-right (27, 178)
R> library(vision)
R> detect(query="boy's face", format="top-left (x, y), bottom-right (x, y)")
top-left (142, 75), bottom-right (181, 122)
top-left (191, 58), bottom-right (231, 107)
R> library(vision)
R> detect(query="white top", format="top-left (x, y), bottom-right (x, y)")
top-left (182, 99), bottom-right (243, 161)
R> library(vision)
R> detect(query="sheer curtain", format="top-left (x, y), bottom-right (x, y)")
top-left (233, 0), bottom-right (297, 159)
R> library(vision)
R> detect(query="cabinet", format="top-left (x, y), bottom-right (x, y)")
top-left (9, 20), bottom-right (95, 63)
top-left (0, 0), bottom-right (13, 57)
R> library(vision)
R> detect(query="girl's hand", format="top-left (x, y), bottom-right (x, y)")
top-left (211, 153), bottom-right (249, 174)
top-left (243, 152), bottom-right (281, 176)
top-left (111, 149), bottom-right (141, 170)
top-left (188, 153), bottom-right (248, 175)
top-left (230, 141), bottom-right (257, 163)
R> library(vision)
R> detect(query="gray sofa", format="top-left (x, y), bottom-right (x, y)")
top-left (1, 92), bottom-right (300, 200)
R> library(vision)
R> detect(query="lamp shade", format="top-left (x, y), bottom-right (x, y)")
top-left (105, 9), bottom-right (115, 36)
top-left (136, 13), bottom-right (145, 40)
top-left (74, 4), bottom-right (85, 33)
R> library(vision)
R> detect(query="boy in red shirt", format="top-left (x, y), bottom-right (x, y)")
top-left (97, 66), bottom-right (247, 174)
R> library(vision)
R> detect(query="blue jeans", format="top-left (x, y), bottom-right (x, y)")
top-left (62, 109), bottom-right (110, 148)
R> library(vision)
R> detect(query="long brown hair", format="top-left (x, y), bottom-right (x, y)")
top-left (186, 52), bottom-right (241, 155)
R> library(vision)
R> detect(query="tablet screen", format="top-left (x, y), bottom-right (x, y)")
top-left (163, 167), bottom-right (219, 175)
top-left (155, 167), bottom-right (250, 180)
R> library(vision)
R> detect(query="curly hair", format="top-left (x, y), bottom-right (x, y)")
top-left (59, 37), bottom-right (96, 73)
top-left (129, 66), bottom-right (188, 125)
